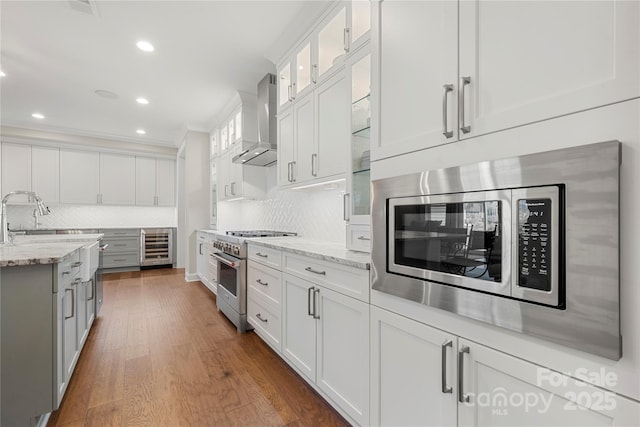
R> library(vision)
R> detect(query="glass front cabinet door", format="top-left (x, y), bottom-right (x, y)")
top-left (346, 45), bottom-right (371, 252)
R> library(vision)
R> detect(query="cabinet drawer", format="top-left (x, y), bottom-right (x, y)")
top-left (248, 261), bottom-right (282, 308)
top-left (101, 252), bottom-right (139, 268)
top-left (208, 256), bottom-right (218, 282)
top-left (248, 295), bottom-right (282, 353)
top-left (346, 225), bottom-right (371, 253)
top-left (56, 251), bottom-right (81, 292)
top-left (283, 253), bottom-right (369, 303)
top-left (102, 237), bottom-right (139, 253)
top-left (248, 244), bottom-right (282, 270)
top-left (101, 228), bottom-right (139, 238)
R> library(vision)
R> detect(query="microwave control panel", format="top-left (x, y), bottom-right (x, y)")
top-left (517, 198), bottom-right (552, 291)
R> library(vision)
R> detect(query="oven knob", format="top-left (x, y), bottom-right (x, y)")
top-left (233, 246), bottom-right (240, 256)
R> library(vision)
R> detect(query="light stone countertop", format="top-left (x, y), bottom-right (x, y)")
top-left (247, 236), bottom-right (371, 270)
top-left (0, 234), bottom-right (103, 267)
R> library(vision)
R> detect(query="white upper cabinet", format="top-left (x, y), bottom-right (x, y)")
top-left (350, 0), bottom-right (371, 50)
top-left (31, 146), bottom-right (60, 205)
top-left (278, 61), bottom-right (293, 108)
top-left (314, 69), bottom-right (349, 179)
top-left (317, 5), bottom-right (348, 79)
top-left (296, 41), bottom-right (313, 97)
top-left (373, 0), bottom-right (458, 160)
top-left (155, 158), bottom-right (176, 206)
top-left (293, 92), bottom-right (315, 183)
top-left (60, 149), bottom-right (100, 204)
top-left (1, 143), bottom-right (32, 203)
top-left (458, 0), bottom-right (639, 139)
top-left (277, 106), bottom-right (295, 185)
top-left (100, 153), bottom-right (136, 205)
top-left (372, 0), bottom-right (639, 161)
top-left (135, 157), bottom-right (176, 206)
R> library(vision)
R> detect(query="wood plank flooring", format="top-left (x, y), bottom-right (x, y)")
top-left (47, 269), bottom-right (349, 427)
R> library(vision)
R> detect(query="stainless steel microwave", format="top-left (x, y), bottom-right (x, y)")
top-left (371, 142), bottom-right (621, 360)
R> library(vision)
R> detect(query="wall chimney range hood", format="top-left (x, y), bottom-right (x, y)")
top-left (232, 73), bottom-right (277, 167)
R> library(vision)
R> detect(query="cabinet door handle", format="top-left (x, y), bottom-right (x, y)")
top-left (442, 339), bottom-right (453, 394)
top-left (256, 278), bottom-right (268, 287)
top-left (291, 161), bottom-right (296, 182)
top-left (343, 193), bottom-right (350, 221)
top-left (87, 280), bottom-right (94, 301)
top-left (287, 162), bottom-right (292, 182)
top-left (307, 286), bottom-right (314, 316)
top-left (442, 84), bottom-right (454, 138)
top-left (311, 153), bottom-right (317, 177)
top-left (312, 64), bottom-right (318, 84)
top-left (305, 266), bottom-right (326, 276)
top-left (71, 261), bottom-right (83, 268)
top-left (291, 82), bottom-right (296, 101)
top-left (287, 84), bottom-right (292, 102)
top-left (313, 288), bottom-right (320, 319)
top-left (199, 243), bottom-right (203, 255)
top-left (65, 288), bottom-right (75, 319)
top-left (357, 236), bottom-right (370, 241)
top-left (256, 313), bottom-right (268, 323)
top-left (230, 182), bottom-right (236, 195)
top-left (343, 27), bottom-right (350, 52)
top-left (224, 184), bottom-right (229, 197)
top-left (256, 252), bottom-right (268, 258)
top-left (72, 277), bottom-right (82, 284)
top-left (459, 76), bottom-right (471, 134)
top-left (458, 345), bottom-right (470, 403)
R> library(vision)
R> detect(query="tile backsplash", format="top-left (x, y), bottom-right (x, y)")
top-left (217, 178), bottom-right (346, 245)
top-left (6, 204), bottom-right (176, 230)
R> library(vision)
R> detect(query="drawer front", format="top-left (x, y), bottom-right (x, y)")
top-left (56, 251), bottom-right (81, 292)
top-left (208, 256), bottom-right (218, 282)
top-left (347, 225), bottom-right (371, 253)
top-left (247, 295), bottom-right (282, 353)
top-left (248, 261), bottom-right (282, 308)
top-left (101, 228), bottom-right (139, 238)
top-left (102, 237), bottom-right (139, 253)
top-left (248, 244), bottom-right (282, 270)
top-left (283, 253), bottom-right (370, 303)
top-left (101, 252), bottom-right (139, 268)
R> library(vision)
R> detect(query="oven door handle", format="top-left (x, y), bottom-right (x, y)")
top-left (211, 252), bottom-right (240, 269)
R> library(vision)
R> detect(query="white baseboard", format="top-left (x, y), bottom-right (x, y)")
top-left (184, 272), bottom-right (199, 282)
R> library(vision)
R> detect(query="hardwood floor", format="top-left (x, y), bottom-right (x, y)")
top-left (47, 269), bottom-right (349, 427)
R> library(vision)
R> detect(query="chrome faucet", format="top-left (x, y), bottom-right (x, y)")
top-left (0, 191), bottom-right (50, 244)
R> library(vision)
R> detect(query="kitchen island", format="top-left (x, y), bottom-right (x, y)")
top-left (0, 234), bottom-right (102, 427)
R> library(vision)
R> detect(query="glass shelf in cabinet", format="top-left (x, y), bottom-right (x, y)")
top-left (352, 168), bottom-right (371, 175)
top-left (352, 93), bottom-right (370, 106)
top-left (352, 126), bottom-right (370, 137)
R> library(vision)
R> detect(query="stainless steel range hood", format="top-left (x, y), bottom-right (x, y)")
top-left (232, 73), bottom-right (277, 167)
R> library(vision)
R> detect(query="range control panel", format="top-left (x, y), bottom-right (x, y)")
top-left (517, 198), bottom-right (552, 291)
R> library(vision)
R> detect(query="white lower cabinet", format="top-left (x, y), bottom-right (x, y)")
top-left (371, 306), bottom-right (640, 427)
top-left (196, 232), bottom-right (216, 293)
top-left (283, 272), bottom-right (370, 426)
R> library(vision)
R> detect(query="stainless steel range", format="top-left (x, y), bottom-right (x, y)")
top-left (212, 230), bottom-right (296, 332)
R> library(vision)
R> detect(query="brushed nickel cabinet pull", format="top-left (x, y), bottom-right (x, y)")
top-left (305, 266), bottom-right (326, 275)
top-left (256, 313), bottom-right (268, 323)
top-left (460, 77), bottom-right (471, 134)
top-left (442, 339), bottom-right (453, 393)
top-left (442, 84), bottom-right (454, 138)
top-left (458, 345), bottom-right (470, 403)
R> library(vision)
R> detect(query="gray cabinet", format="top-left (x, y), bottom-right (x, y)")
top-left (100, 228), bottom-right (140, 271)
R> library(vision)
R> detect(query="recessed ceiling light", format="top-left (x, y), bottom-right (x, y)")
top-left (0, 70), bottom-right (5, 77)
top-left (136, 97), bottom-right (149, 105)
top-left (94, 89), bottom-right (119, 99)
top-left (32, 113), bottom-right (45, 119)
top-left (136, 40), bottom-right (154, 52)
top-left (136, 129), bottom-right (146, 135)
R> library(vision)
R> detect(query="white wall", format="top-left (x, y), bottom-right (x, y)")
top-left (181, 130), bottom-right (210, 279)
top-left (217, 166), bottom-right (346, 244)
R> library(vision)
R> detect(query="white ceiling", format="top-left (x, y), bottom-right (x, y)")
top-left (0, 0), bottom-right (327, 148)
